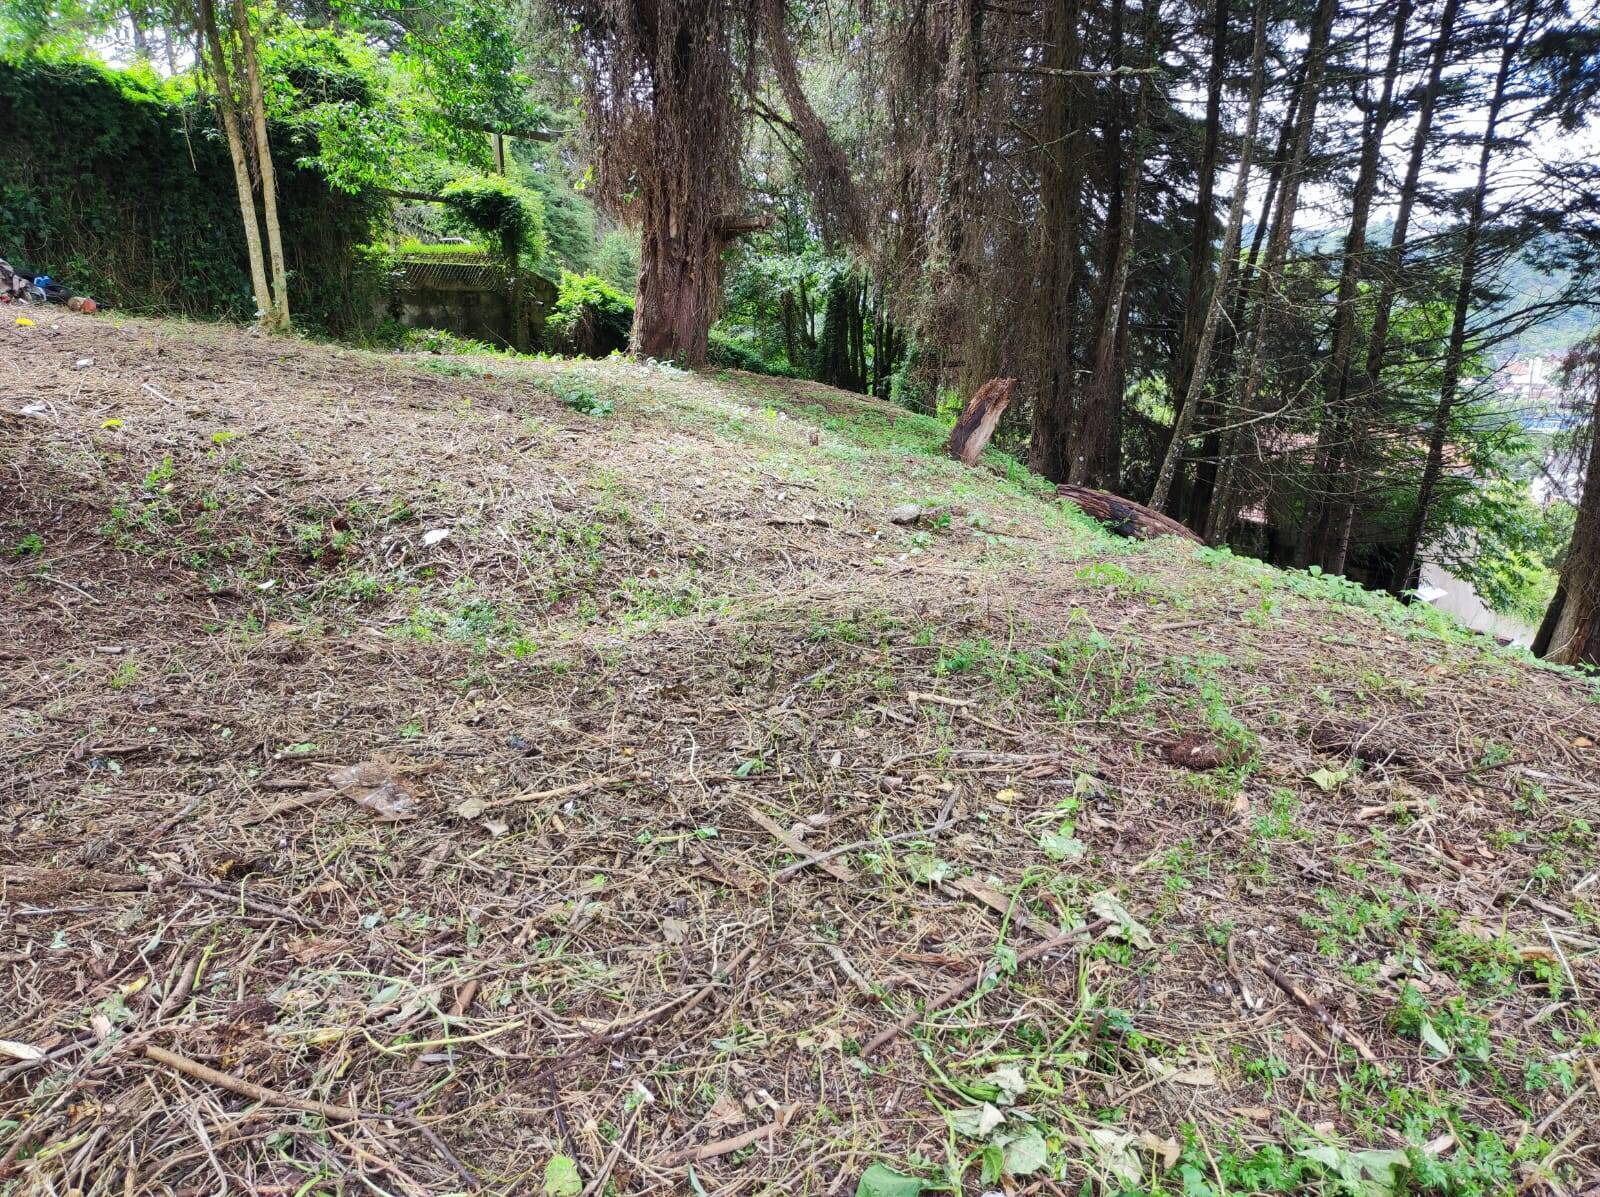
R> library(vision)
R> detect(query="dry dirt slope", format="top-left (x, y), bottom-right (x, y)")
top-left (3, 312), bottom-right (1600, 1197)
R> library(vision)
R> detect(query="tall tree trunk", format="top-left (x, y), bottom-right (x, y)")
top-left (1189, 67), bottom-right (1305, 532)
top-left (1296, 0), bottom-right (1412, 569)
top-left (1324, 0), bottom-right (1462, 574)
top-left (1150, 0), bottom-right (1268, 512)
top-left (1540, 367), bottom-right (1600, 667)
top-left (1029, 0), bottom-right (1085, 482)
top-left (1168, 0), bottom-right (1229, 416)
top-left (1388, 6), bottom-right (1530, 594)
top-left (1206, 0), bottom-right (1336, 545)
top-left (233, 0), bottom-right (289, 331)
top-left (1071, 0), bottom-right (1158, 491)
top-left (634, 193), bottom-right (721, 363)
top-left (196, 0), bottom-right (272, 325)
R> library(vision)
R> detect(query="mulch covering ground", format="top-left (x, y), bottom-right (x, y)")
top-left (3, 313), bottom-right (1599, 1195)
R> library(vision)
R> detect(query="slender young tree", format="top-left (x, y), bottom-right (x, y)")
top-left (1207, 0), bottom-right (1337, 544)
top-left (232, 0), bottom-right (288, 331)
top-left (1296, 0), bottom-right (1412, 569)
top-left (1321, 0), bottom-right (1462, 575)
top-left (1389, 2), bottom-right (1535, 594)
top-left (1168, 0), bottom-right (1230, 414)
top-left (1149, 0), bottom-right (1268, 512)
top-left (195, 0), bottom-right (275, 329)
top-left (1072, 0), bottom-right (1161, 490)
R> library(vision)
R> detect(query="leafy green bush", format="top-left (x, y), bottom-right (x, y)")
top-left (707, 329), bottom-right (797, 377)
top-left (544, 377), bottom-right (614, 417)
top-left (440, 174), bottom-right (545, 270)
top-left (547, 271), bottom-right (633, 356)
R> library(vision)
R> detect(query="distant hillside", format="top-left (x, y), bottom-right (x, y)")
top-left (1288, 221), bottom-right (1599, 355)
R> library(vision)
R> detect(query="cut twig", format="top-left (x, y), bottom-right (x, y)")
top-left (863, 918), bottom-right (1108, 1057)
top-left (747, 805), bottom-right (854, 882)
top-left (144, 1044), bottom-right (359, 1120)
top-left (521, 942), bottom-right (760, 1087)
top-left (658, 1104), bottom-right (800, 1167)
top-left (463, 773), bottom-right (637, 815)
top-left (776, 792), bottom-right (957, 881)
top-left (1256, 958), bottom-right (1387, 1074)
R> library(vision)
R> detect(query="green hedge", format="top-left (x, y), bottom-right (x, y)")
top-left (0, 55), bottom-right (386, 335)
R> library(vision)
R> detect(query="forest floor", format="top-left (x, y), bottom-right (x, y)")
top-left (3, 312), bottom-right (1600, 1197)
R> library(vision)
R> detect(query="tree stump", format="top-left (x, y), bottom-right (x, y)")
top-left (946, 378), bottom-right (1016, 466)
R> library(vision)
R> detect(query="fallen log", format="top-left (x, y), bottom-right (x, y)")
top-left (1057, 484), bottom-right (1203, 543)
top-left (946, 378), bottom-right (1015, 466)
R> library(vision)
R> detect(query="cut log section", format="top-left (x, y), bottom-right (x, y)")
top-left (946, 377), bottom-right (1016, 466)
top-left (1058, 484), bottom-right (1204, 543)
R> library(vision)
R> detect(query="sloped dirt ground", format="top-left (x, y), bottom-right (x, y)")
top-left (3, 313), bottom-right (1599, 1197)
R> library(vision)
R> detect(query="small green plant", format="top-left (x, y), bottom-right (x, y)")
top-left (545, 377), bottom-right (614, 417)
top-left (142, 455), bottom-right (175, 490)
top-left (108, 658), bottom-right (139, 690)
top-left (548, 272), bottom-right (634, 356)
top-left (10, 532), bottom-right (43, 557)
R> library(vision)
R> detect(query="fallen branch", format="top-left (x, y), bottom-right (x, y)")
top-left (144, 1044), bottom-right (360, 1120)
top-left (658, 1104), bottom-right (800, 1167)
top-left (863, 918), bottom-right (1109, 1057)
top-left (1256, 958), bottom-right (1387, 1074)
top-left (1057, 485), bottom-right (1203, 542)
top-left (748, 805), bottom-right (855, 882)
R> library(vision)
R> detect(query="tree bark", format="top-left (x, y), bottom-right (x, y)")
top-left (196, 0), bottom-right (272, 326)
top-left (634, 195), bottom-right (721, 363)
top-left (233, 0), bottom-right (289, 332)
top-left (1149, 0), bottom-right (1268, 513)
top-left (1541, 358), bottom-right (1600, 668)
top-left (1388, 6), bottom-right (1531, 594)
top-left (1059, 485), bottom-right (1204, 542)
top-left (947, 378), bottom-right (1017, 465)
top-left (1029, 0), bottom-right (1085, 483)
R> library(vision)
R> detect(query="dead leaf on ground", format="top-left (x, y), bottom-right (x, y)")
top-left (705, 1092), bottom-right (745, 1130)
top-left (329, 760), bottom-right (416, 821)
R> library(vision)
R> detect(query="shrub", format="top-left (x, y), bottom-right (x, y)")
top-left (547, 271), bottom-right (633, 356)
top-left (439, 174), bottom-right (545, 270)
top-left (707, 329), bottom-right (796, 377)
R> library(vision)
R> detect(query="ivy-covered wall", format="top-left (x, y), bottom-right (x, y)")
top-left (0, 56), bottom-right (386, 335)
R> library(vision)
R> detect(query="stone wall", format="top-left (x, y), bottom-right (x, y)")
top-left (385, 259), bottom-right (557, 351)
